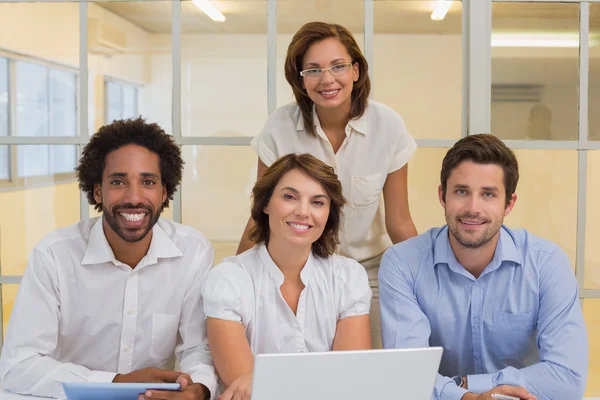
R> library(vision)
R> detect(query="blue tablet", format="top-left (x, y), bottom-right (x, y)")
top-left (62, 382), bottom-right (181, 400)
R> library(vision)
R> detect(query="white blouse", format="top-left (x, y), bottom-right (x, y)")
top-left (250, 100), bottom-right (417, 263)
top-left (202, 244), bottom-right (372, 354)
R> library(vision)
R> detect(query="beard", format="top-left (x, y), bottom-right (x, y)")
top-left (446, 212), bottom-right (501, 249)
top-left (103, 202), bottom-right (162, 243)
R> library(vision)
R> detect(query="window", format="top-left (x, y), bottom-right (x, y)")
top-left (0, 57), bottom-right (8, 180)
top-left (14, 60), bottom-right (78, 178)
top-left (105, 80), bottom-right (138, 123)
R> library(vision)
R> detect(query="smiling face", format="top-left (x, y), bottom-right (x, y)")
top-left (263, 168), bottom-right (331, 252)
top-left (439, 160), bottom-right (517, 250)
top-left (93, 144), bottom-right (167, 243)
top-left (301, 37), bottom-right (359, 113)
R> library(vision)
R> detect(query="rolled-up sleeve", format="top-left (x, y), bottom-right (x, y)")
top-left (202, 262), bottom-right (253, 325)
top-left (337, 259), bottom-right (372, 319)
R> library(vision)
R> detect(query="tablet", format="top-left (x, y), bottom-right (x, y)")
top-left (62, 382), bottom-right (181, 400)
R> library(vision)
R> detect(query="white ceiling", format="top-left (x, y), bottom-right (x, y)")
top-left (97, 1), bottom-right (600, 35)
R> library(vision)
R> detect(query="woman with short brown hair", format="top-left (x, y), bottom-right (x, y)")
top-left (204, 153), bottom-right (372, 400)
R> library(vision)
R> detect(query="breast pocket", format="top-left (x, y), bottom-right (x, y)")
top-left (351, 173), bottom-right (384, 209)
top-left (150, 313), bottom-right (180, 359)
top-left (489, 310), bottom-right (537, 360)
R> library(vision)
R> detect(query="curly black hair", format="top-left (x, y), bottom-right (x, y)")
top-left (76, 118), bottom-right (184, 212)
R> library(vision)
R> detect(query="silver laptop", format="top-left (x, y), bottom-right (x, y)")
top-left (251, 347), bottom-right (443, 400)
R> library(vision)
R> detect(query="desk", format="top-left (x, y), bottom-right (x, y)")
top-left (2, 388), bottom-right (599, 400)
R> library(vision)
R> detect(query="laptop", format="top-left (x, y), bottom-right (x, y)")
top-left (251, 347), bottom-right (443, 400)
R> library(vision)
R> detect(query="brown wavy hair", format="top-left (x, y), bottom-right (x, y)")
top-left (441, 134), bottom-right (519, 207)
top-left (249, 153), bottom-right (346, 258)
top-left (284, 22), bottom-right (371, 137)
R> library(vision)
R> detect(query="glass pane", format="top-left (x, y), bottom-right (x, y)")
top-left (90, 2), bottom-right (172, 134)
top-left (105, 81), bottom-right (122, 123)
top-left (49, 69), bottom-right (77, 138)
top-left (181, 146), bottom-right (257, 264)
top-left (180, 1), bottom-right (267, 137)
top-left (0, 147), bottom-right (80, 277)
top-left (122, 85), bottom-right (137, 120)
top-left (18, 145), bottom-right (49, 178)
top-left (491, 3), bottom-right (579, 140)
top-left (374, 1), bottom-right (462, 139)
top-left (589, 4), bottom-right (600, 141)
top-left (584, 299), bottom-right (600, 397)
top-left (50, 145), bottom-right (77, 175)
top-left (0, 145), bottom-right (8, 180)
top-left (585, 151), bottom-right (600, 289)
top-left (1, 284), bottom-right (19, 340)
top-left (407, 147), bottom-right (447, 234)
top-left (16, 61), bottom-right (49, 138)
top-left (0, 57), bottom-right (7, 138)
top-left (276, 0), bottom-right (364, 108)
top-left (0, 3), bottom-right (79, 67)
top-left (504, 150), bottom-right (577, 269)
top-left (0, 59), bottom-right (7, 180)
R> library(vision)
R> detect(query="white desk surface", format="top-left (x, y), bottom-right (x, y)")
top-left (1, 388), bottom-right (599, 400)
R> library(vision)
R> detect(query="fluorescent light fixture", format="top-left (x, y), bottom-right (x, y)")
top-left (491, 33), bottom-right (579, 48)
top-left (431, 0), bottom-right (452, 21)
top-left (192, 0), bottom-right (225, 22)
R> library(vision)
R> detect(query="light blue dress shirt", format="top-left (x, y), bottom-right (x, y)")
top-left (379, 225), bottom-right (588, 400)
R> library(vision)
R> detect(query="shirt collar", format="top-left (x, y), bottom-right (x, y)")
top-left (433, 225), bottom-right (522, 278)
top-left (295, 104), bottom-right (369, 136)
top-left (259, 243), bottom-right (315, 286)
top-left (82, 216), bottom-right (183, 267)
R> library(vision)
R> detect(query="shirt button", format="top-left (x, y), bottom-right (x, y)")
top-left (473, 317), bottom-right (480, 323)
top-left (127, 309), bottom-right (135, 315)
top-left (123, 345), bottom-right (130, 352)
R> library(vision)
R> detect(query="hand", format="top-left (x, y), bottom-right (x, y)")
top-left (139, 374), bottom-right (209, 400)
top-left (113, 367), bottom-right (185, 384)
top-left (218, 372), bottom-right (253, 400)
top-left (461, 385), bottom-right (536, 400)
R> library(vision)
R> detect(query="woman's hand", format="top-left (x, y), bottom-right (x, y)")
top-left (218, 372), bottom-right (253, 400)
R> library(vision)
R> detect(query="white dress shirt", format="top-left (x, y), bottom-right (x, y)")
top-left (251, 100), bottom-right (417, 263)
top-left (0, 217), bottom-right (217, 399)
top-left (202, 244), bottom-right (372, 354)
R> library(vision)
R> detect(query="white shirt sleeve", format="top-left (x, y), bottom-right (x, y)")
top-left (388, 112), bottom-right (417, 174)
top-left (0, 248), bottom-right (117, 399)
top-left (202, 262), bottom-right (253, 325)
top-left (250, 115), bottom-right (281, 167)
top-left (336, 259), bottom-right (373, 320)
top-left (176, 243), bottom-right (219, 399)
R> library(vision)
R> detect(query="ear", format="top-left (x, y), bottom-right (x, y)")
top-left (438, 184), bottom-right (446, 208)
top-left (93, 183), bottom-right (102, 205)
top-left (352, 62), bottom-right (359, 82)
top-left (162, 184), bottom-right (167, 205)
top-left (504, 193), bottom-right (518, 217)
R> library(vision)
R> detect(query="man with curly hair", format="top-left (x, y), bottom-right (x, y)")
top-left (0, 118), bottom-right (216, 400)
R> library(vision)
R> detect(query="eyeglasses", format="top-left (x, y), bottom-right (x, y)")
top-left (299, 62), bottom-right (354, 78)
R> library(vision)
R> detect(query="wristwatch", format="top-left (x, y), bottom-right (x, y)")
top-left (452, 375), bottom-right (465, 388)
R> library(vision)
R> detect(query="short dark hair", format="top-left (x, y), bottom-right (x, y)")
top-left (441, 134), bottom-right (519, 206)
top-left (249, 153), bottom-right (346, 258)
top-left (284, 22), bottom-right (370, 137)
top-left (76, 118), bottom-right (183, 211)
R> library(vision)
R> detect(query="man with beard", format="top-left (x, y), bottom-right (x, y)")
top-left (379, 134), bottom-right (588, 400)
top-left (0, 118), bottom-right (216, 400)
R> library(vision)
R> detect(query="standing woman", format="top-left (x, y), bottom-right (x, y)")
top-left (237, 21), bottom-right (418, 348)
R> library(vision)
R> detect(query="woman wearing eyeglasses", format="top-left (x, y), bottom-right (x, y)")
top-left (236, 21), bottom-right (418, 349)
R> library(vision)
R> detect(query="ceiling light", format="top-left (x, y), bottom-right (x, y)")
top-left (491, 33), bottom-right (579, 48)
top-left (431, 0), bottom-right (452, 21)
top-left (192, 0), bottom-right (225, 22)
